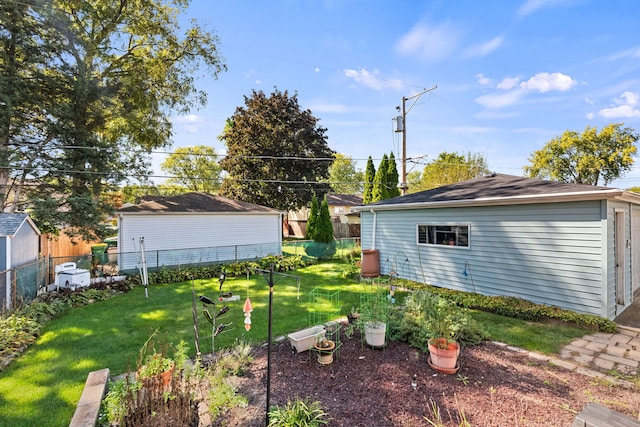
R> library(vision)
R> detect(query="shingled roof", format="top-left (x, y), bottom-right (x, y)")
top-left (118, 192), bottom-right (281, 214)
top-left (356, 174), bottom-right (638, 210)
top-left (326, 193), bottom-right (363, 206)
top-left (0, 213), bottom-right (40, 236)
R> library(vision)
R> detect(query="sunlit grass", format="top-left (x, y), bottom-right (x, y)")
top-left (0, 259), bottom-right (595, 427)
top-left (0, 260), bottom-right (364, 427)
top-left (470, 309), bottom-right (589, 354)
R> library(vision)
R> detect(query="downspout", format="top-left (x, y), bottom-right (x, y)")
top-left (370, 209), bottom-right (377, 250)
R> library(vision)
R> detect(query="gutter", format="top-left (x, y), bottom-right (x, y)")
top-left (354, 189), bottom-right (625, 212)
top-left (370, 209), bottom-right (377, 250)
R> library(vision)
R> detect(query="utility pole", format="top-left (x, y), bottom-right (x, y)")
top-left (395, 85), bottom-right (437, 195)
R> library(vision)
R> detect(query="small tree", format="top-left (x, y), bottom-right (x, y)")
top-left (306, 194), bottom-right (320, 241)
top-left (387, 152), bottom-right (401, 198)
top-left (363, 156), bottom-right (376, 204)
top-left (305, 195), bottom-right (335, 258)
top-left (371, 154), bottom-right (389, 202)
top-left (315, 196), bottom-right (334, 244)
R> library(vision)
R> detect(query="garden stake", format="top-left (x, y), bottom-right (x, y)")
top-left (245, 264), bottom-right (301, 427)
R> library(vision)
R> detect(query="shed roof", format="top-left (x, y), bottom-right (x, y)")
top-left (355, 174), bottom-right (640, 211)
top-left (118, 192), bottom-right (282, 214)
top-left (0, 213), bottom-right (40, 236)
top-left (326, 193), bottom-right (363, 206)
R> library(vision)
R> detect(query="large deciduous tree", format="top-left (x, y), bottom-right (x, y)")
top-left (1, 0), bottom-right (226, 240)
top-left (218, 88), bottom-right (334, 211)
top-left (524, 123), bottom-right (638, 185)
top-left (326, 153), bottom-right (363, 195)
top-left (411, 152), bottom-right (490, 193)
top-left (161, 146), bottom-right (222, 193)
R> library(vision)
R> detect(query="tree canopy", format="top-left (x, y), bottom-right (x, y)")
top-left (523, 123), bottom-right (638, 185)
top-left (218, 88), bottom-right (334, 211)
top-left (1, 0), bottom-right (226, 240)
top-left (326, 153), bottom-right (363, 195)
top-left (410, 152), bottom-right (490, 193)
top-left (160, 146), bottom-right (222, 193)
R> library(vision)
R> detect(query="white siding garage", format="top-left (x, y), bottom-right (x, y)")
top-left (117, 192), bottom-right (282, 271)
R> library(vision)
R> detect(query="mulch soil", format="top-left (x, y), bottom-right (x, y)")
top-left (215, 328), bottom-right (640, 427)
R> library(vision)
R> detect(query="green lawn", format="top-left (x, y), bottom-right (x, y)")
top-left (0, 261), bottom-right (367, 427)
top-left (0, 260), bottom-right (593, 427)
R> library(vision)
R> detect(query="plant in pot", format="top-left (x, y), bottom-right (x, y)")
top-left (423, 294), bottom-right (463, 374)
top-left (358, 287), bottom-right (390, 348)
top-left (135, 332), bottom-right (186, 389)
top-left (313, 334), bottom-right (336, 365)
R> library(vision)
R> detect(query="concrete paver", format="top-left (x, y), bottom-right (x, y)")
top-left (557, 325), bottom-right (640, 379)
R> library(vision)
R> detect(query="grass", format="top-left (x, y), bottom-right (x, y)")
top-left (0, 260), bottom-right (593, 426)
top-left (0, 261), bottom-right (377, 427)
top-left (470, 310), bottom-right (590, 354)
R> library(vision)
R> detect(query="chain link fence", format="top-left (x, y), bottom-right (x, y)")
top-left (2, 238), bottom-right (360, 311)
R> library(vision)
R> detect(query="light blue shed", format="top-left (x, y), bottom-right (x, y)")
top-left (0, 213), bottom-right (41, 309)
top-left (356, 174), bottom-right (640, 320)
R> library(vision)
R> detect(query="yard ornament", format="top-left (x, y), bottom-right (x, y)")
top-left (243, 297), bottom-right (253, 331)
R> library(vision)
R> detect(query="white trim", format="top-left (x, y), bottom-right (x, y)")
top-left (354, 189), bottom-right (627, 212)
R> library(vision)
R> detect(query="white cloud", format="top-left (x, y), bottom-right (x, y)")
top-left (343, 68), bottom-right (404, 91)
top-left (597, 91), bottom-right (640, 118)
top-left (464, 36), bottom-right (504, 58)
top-left (309, 103), bottom-right (349, 113)
top-left (476, 89), bottom-right (526, 109)
top-left (618, 91), bottom-right (639, 106)
top-left (599, 105), bottom-right (640, 118)
top-left (517, 0), bottom-right (573, 18)
top-left (476, 73), bottom-right (492, 86)
top-left (172, 114), bottom-right (205, 134)
top-left (475, 72), bottom-right (576, 110)
top-left (519, 72), bottom-right (576, 92)
top-left (315, 67), bottom-right (321, 72)
top-left (395, 22), bottom-right (461, 63)
top-left (497, 76), bottom-right (521, 90)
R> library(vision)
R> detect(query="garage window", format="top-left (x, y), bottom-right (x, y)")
top-left (417, 224), bottom-right (469, 247)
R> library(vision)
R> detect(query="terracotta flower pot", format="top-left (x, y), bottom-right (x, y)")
top-left (314, 340), bottom-right (336, 365)
top-left (428, 340), bottom-right (460, 374)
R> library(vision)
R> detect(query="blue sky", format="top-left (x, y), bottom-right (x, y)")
top-left (161, 0), bottom-right (640, 189)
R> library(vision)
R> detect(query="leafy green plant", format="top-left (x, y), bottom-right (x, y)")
top-left (392, 279), bottom-right (618, 333)
top-left (400, 290), bottom-right (487, 352)
top-left (214, 338), bottom-right (254, 376)
top-left (207, 363), bottom-right (248, 421)
top-left (268, 398), bottom-right (330, 427)
top-left (136, 331), bottom-right (175, 379)
top-left (101, 376), bottom-right (142, 426)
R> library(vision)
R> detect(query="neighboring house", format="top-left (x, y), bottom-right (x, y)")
top-left (326, 194), bottom-right (362, 239)
top-left (285, 193), bottom-right (362, 239)
top-left (0, 213), bottom-right (41, 309)
top-left (116, 192), bottom-right (283, 271)
top-left (355, 174), bottom-right (640, 320)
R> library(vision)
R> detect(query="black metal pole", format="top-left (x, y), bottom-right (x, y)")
top-left (266, 264), bottom-right (274, 426)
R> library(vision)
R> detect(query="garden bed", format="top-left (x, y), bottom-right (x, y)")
top-left (216, 331), bottom-right (639, 426)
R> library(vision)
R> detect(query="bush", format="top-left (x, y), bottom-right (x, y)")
top-left (398, 290), bottom-right (488, 352)
top-left (268, 398), bottom-right (330, 427)
top-left (390, 279), bottom-right (618, 333)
